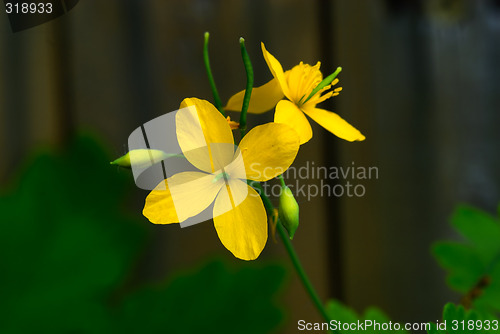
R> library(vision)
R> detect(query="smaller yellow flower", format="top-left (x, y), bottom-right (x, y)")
top-left (225, 43), bottom-right (365, 145)
top-left (143, 98), bottom-right (300, 260)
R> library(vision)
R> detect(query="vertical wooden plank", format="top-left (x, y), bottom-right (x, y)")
top-left (333, 0), bottom-right (500, 325)
top-left (0, 13), bottom-right (73, 183)
top-left (334, 0), bottom-right (448, 323)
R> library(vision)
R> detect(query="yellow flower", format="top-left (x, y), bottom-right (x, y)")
top-left (225, 43), bottom-right (365, 145)
top-left (143, 98), bottom-right (300, 260)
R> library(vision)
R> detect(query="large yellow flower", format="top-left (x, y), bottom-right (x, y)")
top-left (226, 43), bottom-right (365, 145)
top-left (143, 98), bottom-right (300, 260)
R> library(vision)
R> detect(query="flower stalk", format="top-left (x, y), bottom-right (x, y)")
top-left (278, 174), bottom-right (286, 187)
top-left (238, 37), bottom-right (254, 138)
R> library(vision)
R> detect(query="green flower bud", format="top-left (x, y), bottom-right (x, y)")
top-left (110, 149), bottom-right (170, 168)
top-left (278, 185), bottom-right (299, 239)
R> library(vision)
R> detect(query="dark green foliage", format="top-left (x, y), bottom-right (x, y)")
top-left (432, 205), bottom-right (500, 314)
top-left (0, 136), bottom-right (285, 334)
top-left (0, 136), bottom-right (145, 333)
top-left (324, 203), bottom-right (500, 334)
top-left (118, 261), bottom-right (285, 334)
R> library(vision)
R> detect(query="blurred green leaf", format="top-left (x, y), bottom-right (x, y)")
top-left (0, 135), bottom-right (146, 333)
top-left (326, 300), bottom-right (409, 334)
top-left (432, 204), bottom-right (500, 314)
top-left (427, 303), bottom-right (499, 334)
top-left (0, 135), bottom-right (286, 334)
top-left (475, 264), bottom-right (500, 313)
top-left (326, 300), bottom-right (359, 324)
top-left (117, 260), bottom-right (285, 334)
top-left (451, 206), bottom-right (500, 265)
top-left (433, 242), bottom-right (485, 292)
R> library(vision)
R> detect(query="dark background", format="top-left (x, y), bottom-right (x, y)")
top-left (1, 0), bottom-right (499, 332)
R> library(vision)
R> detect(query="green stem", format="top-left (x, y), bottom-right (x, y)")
top-left (203, 32), bottom-right (225, 116)
top-left (248, 181), bottom-right (273, 212)
top-left (276, 223), bottom-right (334, 332)
top-left (238, 37), bottom-right (253, 139)
top-left (278, 174), bottom-right (286, 188)
top-left (249, 181), bottom-right (335, 333)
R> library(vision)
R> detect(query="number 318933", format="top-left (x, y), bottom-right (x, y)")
top-left (5, 2), bottom-right (53, 14)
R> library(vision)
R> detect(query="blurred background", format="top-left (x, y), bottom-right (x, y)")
top-left (1, 0), bottom-right (500, 333)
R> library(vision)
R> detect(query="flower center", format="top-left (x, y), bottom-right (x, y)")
top-left (286, 62), bottom-right (323, 106)
top-left (212, 171), bottom-right (231, 183)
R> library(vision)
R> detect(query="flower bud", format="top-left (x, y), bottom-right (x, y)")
top-left (278, 185), bottom-right (299, 239)
top-left (110, 149), bottom-right (169, 168)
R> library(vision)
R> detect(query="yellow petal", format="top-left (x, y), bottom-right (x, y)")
top-left (225, 78), bottom-right (284, 114)
top-left (274, 100), bottom-right (312, 145)
top-left (143, 171), bottom-right (224, 224)
top-left (238, 122), bottom-right (300, 181)
top-left (302, 106), bottom-right (365, 142)
top-left (177, 98), bottom-right (235, 172)
top-left (143, 180), bottom-right (178, 224)
top-left (261, 43), bottom-right (292, 100)
top-left (213, 182), bottom-right (267, 260)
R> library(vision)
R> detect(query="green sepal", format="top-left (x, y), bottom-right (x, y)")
top-left (278, 185), bottom-right (299, 239)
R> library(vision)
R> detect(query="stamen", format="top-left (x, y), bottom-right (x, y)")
top-left (313, 91), bottom-right (334, 104)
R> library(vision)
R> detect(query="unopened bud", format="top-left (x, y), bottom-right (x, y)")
top-left (110, 149), bottom-right (169, 168)
top-left (278, 185), bottom-right (299, 239)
